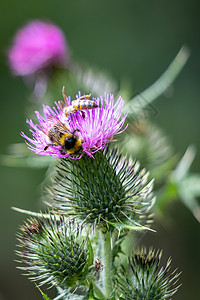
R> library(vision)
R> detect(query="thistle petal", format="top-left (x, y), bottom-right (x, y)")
top-left (22, 92), bottom-right (128, 159)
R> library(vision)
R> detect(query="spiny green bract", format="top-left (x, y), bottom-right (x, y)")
top-left (49, 147), bottom-right (155, 227)
top-left (116, 248), bottom-right (181, 300)
top-left (16, 214), bottom-right (88, 289)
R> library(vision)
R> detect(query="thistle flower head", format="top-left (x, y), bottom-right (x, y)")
top-left (116, 248), bottom-right (181, 299)
top-left (17, 214), bottom-right (89, 288)
top-left (49, 147), bottom-right (155, 228)
top-left (21, 92), bottom-right (127, 158)
top-left (7, 20), bottom-right (68, 76)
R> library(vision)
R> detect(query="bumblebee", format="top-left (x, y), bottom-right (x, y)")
top-left (44, 118), bottom-right (82, 155)
top-left (58, 87), bottom-right (98, 118)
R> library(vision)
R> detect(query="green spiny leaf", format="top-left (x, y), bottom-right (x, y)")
top-left (36, 285), bottom-right (51, 300)
top-left (104, 219), bottom-right (155, 232)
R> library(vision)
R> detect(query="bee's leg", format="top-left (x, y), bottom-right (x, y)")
top-left (80, 111), bottom-right (86, 119)
top-left (85, 93), bottom-right (91, 100)
top-left (72, 129), bottom-right (80, 135)
top-left (60, 149), bottom-right (66, 155)
top-left (78, 93), bottom-right (91, 100)
top-left (44, 144), bottom-right (54, 151)
top-left (62, 86), bottom-right (68, 105)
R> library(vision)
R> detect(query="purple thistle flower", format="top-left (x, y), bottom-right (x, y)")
top-left (21, 92), bottom-right (128, 159)
top-left (7, 20), bottom-right (68, 76)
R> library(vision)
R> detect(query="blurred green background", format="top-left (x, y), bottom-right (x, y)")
top-left (0, 0), bottom-right (200, 299)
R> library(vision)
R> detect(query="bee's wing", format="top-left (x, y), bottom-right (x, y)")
top-left (40, 115), bottom-right (58, 135)
top-left (57, 122), bottom-right (71, 135)
top-left (46, 115), bottom-right (60, 125)
top-left (46, 116), bottom-right (71, 134)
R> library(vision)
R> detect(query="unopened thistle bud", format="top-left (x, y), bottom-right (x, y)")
top-left (116, 248), bottom-right (181, 299)
top-left (16, 214), bottom-right (88, 289)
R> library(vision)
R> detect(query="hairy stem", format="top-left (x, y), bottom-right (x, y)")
top-left (125, 45), bottom-right (190, 115)
top-left (93, 283), bottom-right (107, 300)
top-left (100, 230), bottom-right (113, 299)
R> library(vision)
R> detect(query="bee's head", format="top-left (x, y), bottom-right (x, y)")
top-left (61, 135), bottom-right (82, 155)
top-left (64, 136), bottom-right (77, 150)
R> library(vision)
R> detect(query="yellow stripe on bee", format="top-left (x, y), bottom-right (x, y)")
top-left (60, 133), bottom-right (71, 146)
top-left (73, 100), bottom-right (79, 110)
top-left (67, 138), bottom-right (82, 154)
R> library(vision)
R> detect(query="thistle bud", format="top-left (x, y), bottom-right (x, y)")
top-left (16, 214), bottom-right (88, 289)
top-left (116, 248), bottom-right (181, 299)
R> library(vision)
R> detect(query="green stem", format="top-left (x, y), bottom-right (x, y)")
top-left (100, 230), bottom-right (113, 299)
top-left (92, 283), bottom-right (107, 300)
top-left (125, 45), bottom-right (190, 115)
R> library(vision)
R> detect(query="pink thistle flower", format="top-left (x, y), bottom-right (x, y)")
top-left (7, 20), bottom-right (68, 76)
top-left (21, 92), bottom-right (128, 159)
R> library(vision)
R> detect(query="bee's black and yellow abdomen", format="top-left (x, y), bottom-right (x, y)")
top-left (63, 96), bottom-right (98, 116)
top-left (72, 100), bottom-right (98, 111)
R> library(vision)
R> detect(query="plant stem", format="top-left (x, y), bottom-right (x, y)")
top-left (100, 230), bottom-right (113, 299)
top-left (125, 45), bottom-right (190, 115)
top-left (93, 283), bottom-right (107, 300)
